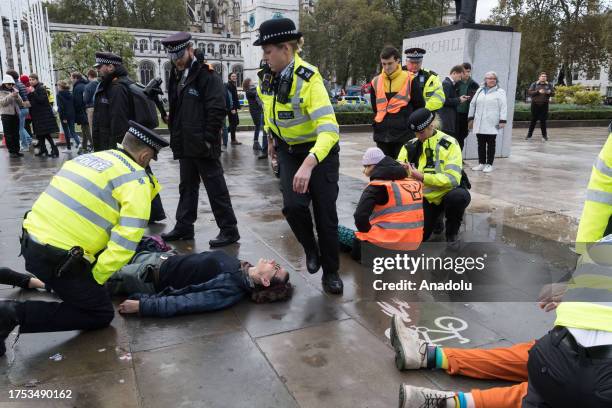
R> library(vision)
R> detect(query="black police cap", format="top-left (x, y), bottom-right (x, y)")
top-left (161, 32), bottom-right (193, 60)
top-left (408, 108), bottom-right (436, 132)
top-left (127, 120), bottom-right (169, 154)
top-left (94, 52), bottom-right (122, 68)
top-left (253, 18), bottom-right (302, 46)
top-left (404, 47), bottom-right (426, 61)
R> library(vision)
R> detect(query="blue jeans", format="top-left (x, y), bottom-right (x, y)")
top-left (222, 117), bottom-right (229, 146)
top-left (61, 120), bottom-right (80, 148)
top-left (18, 108), bottom-right (32, 148)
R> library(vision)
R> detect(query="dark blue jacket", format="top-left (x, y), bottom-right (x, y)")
top-left (83, 79), bottom-right (99, 108)
top-left (72, 78), bottom-right (89, 125)
top-left (56, 90), bottom-right (76, 122)
top-left (126, 251), bottom-right (250, 317)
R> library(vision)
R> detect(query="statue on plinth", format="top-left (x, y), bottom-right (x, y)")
top-left (453, 0), bottom-right (477, 24)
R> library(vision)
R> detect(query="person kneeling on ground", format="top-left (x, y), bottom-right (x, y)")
top-left (390, 235), bottom-right (612, 408)
top-left (339, 147), bottom-right (423, 261)
top-left (397, 108), bottom-right (471, 249)
top-left (0, 250), bottom-right (293, 318)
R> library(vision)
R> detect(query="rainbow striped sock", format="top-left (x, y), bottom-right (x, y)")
top-left (456, 392), bottom-right (467, 408)
top-left (435, 347), bottom-right (449, 370)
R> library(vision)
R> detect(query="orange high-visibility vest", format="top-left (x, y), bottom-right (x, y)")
top-left (355, 179), bottom-right (424, 250)
top-left (373, 73), bottom-right (413, 123)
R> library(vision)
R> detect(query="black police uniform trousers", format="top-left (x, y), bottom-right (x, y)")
top-left (422, 187), bottom-right (471, 241)
top-left (376, 141), bottom-right (404, 161)
top-left (524, 326), bottom-right (612, 407)
top-left (15, 233), bottom-right (114, 333)
top-left (175, 158), bottom-right (237, 233)
top-left (276, 137), bottom-right (340, 275)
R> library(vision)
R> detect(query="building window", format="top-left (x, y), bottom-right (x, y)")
top-left (139, 39), bottom-right (149, 53)
top-left (207, 43), bottom-right (215, 55)
top-left (198, 42), bottom-right (206, 54)
top-left (606, 86), bottom-right (612, 97)
top-left (231, 65), bottom-right (243, 86)
top-left (213, 63), bottom-right (222, 76)
top-left (220, 44), bottom-right (227, 55)
top-left (153, 40), bottom-right (162, 53)
top-left (608, 65), bottom-right (612, 82)
top-left (133, 41), bottom-right (138, 51)
top-left (572, 71), bottom-right (579, 81)
top-left (164, 62), bottom-right (172, 89)
top-left (139, 61), bottom-right (155, 85)
top-left (228, 44), bottom-right (235, 56)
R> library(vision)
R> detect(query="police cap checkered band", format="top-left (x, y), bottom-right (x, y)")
top-left (404, 47), bottom-right (426, 60)
top-left (408, 108), bottom-right (435, 132)
top-left (95, 57), bottom-right (117, 65)
top-left (165, 41), bottom-right (189, 53)
top-left (128, 127), bottom-right (163, 151)
top-left (261, 29), bottom-right (298, 42)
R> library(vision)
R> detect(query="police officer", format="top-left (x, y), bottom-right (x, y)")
top-left (397, 108), bottom-right (470, 248)
top-left (255, 18), bottom-right (343, 294)
top-left (92, 51), bottom-right (166, 223)
top-left (403, 48), bottom-right (445, 112)
top-left (160, 32), bottom-right (240, 247)
top-left (92, 52), bottom-right (132, 151)
top-left (0, 122), bottom-right (168, 356)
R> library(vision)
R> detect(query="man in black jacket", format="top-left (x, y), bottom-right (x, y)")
top-left (160, 32), bottom-right (240, 248)
top-left (92, 52), bottom-right (131, 152)
top-left (439, 65), bottom-right (470, 139)
top-left (455, 62), bottom-right (479, 150)
top-left (71, 72), bottom-right (92, 153)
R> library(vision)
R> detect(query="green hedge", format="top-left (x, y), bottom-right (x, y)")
top-left (336, 110), bottom-right (612, 124)
top-left (513, 110), bottom-right (612, 121)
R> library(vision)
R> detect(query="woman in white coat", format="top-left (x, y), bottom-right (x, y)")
top-left (468, 71), bottom-right (507, 173)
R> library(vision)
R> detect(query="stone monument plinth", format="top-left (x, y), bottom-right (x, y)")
top-left (403, 23), bottom-right (521, 160)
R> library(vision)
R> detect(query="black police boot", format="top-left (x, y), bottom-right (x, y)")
top-left (209, 227), bottom-right (240, 248)
top-left (161, 227), bottom-right (194, 241)
top-left (322, 272), bottom-right (343, 295)
top-left (446, 235), bottom-right (460, 251)
top-left (0, 267), bottom-right (32, 289)
top-left (253, 141), bottom-right (262, 151)
top-left (305, 248), bottom-right (320, 274)
top-left (0, 301), bottom-right (19, 357)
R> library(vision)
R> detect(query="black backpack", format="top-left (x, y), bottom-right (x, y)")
top-left (118, 78), bottom-right (159, 129)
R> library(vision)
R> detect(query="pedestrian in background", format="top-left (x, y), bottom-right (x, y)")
top-left (83, 69), bottom-right (98, 140)
top-left (0, 74), bottom-right (24, 158)
top-left (526, 72), bottom-right (554, 141)
top-left (469, 71), bottom-right (507, 174)
top-left (19, 75), bottom-right (34, 140)
top-left (455, 62), bottom-right (479, 150)
top-left (243, 77), bottom-right (268, 159)
top-left (439, 65), bottom-right (470, 140)
top-left (71, 72), bottom-right (92, 153)
top-left (227, 72), bottom-right (241, 146)
top-left (28, 73), bottom-right (59, 158)
top-left (56, 80), bottom-right (80, 151)
top-left (6, 69), bottom-right (31, 151)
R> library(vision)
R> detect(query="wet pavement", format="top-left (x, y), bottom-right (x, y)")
top-left (0, 126), bottom-right (608, 407)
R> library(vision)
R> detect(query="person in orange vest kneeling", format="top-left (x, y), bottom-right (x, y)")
top-left (338, 147), bottom-right (424, 261)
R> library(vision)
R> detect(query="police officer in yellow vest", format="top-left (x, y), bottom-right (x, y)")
top-left (575, 124), bottom-right (612, 255)
top-left (404, 48), bottom-right (445, 112)
top-left (255, 18), bottom-right (343, 294)
top-left (0, 121), bottom-right (167, 356)
top-left (371, 46), bottom-right (425, 159)
top-left (397, 108), bottom-right (470, 248)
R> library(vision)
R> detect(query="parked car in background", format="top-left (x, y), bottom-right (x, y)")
top-left (237, 91), bottom-right (249, 107)
top-left (337, 95), bottom-right (368, 105)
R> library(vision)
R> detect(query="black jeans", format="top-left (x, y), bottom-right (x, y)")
top-left (36, 133), bottom-right (57, 154)
top-left (175, 158), bottom-right (237, 233)
top-left (277, 139), bottom-right (340, 275)
top-left (1, 114), bottom-right (20, 154)
top-left (524, 327), bottom-right (612, 407)
top-left (228, 112), bottom-right (239, 142)
top-left (476, 133), bottom-right (496, 165)
top-left (375, 141), bottom-right (404, 160)
top-left (455, 112), bottom-right (469, 151)
top-left (527, 104), bottom-right (549, 138)
top-left (423, 187), bottom-right (471, 241)
top-left (17, 235), bottom-right (114, 333)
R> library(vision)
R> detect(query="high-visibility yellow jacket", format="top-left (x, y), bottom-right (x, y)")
top-left (397, 130), bottom-right (463, 205)
top-left (23, 149), bottom-right (160, 284)
top-left (555, 238), bottom-right (612, 332)
top-left (414, 68), bottom-right (445, 112)
top-left (257, 52), bottom-right (339, 162)
top-left (575, 132), bottom-right (612, 254)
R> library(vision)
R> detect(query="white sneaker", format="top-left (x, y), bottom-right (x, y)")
top-left (399, 384), bottom-right (456, 408)
top-left (471, 164), bottom-right (484, 171)
top-left (390, 314), bottom-right (428, 370)
top-left (483, 164), bottom-right (493, 173)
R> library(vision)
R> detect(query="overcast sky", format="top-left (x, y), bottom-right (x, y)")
top-left (476, 0), bottom-right (498, 22)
